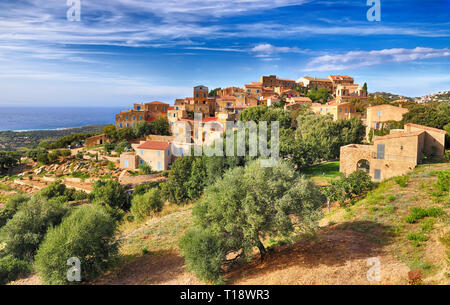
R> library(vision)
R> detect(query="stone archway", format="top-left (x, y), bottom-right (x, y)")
top-left (357, 159), bottom-right (370, 173)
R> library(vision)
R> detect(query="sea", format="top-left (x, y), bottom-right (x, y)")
top-left (0, 107), bottom-right (124, 131)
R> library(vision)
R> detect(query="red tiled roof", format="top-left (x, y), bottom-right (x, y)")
top-left (168, 107), bottom-right (174, 110)
top-left (202, 117), bottom-right (218, 122)
top-left (329, 75), bottom-right (354, 81)
top-left (145, 101), bottom-right (169, 105)
top-left (137, 141), bottom-right (170, 150)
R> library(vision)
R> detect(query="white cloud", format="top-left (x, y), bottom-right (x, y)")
top-left (305, 47), bottom-right (450, 71)
top-left (251, 43), bottom-right (305, 54)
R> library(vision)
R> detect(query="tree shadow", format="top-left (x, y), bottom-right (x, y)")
top-left (91, 251), bottom-right (191, 285)
top-left (226, 221), bottom-right (395, 284)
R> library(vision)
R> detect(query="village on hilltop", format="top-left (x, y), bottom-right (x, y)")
top-left (83, 74), bottom-right (446, 182)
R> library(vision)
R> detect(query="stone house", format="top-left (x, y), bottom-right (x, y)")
top-left (120, 140), bottom-right (172, 171)
top-left (115, 101), bottom-right (169, 129)
top-left (85, 134), bottom-right (108, 147)
top-left (340, 123), bottom-right (446, 181)
top-left (365, 104), bottom-right (409, 136)
top-left (311, 100), bottom-right (360, 121)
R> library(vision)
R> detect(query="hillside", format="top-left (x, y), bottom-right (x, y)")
top-left (414, 91), bottom-right (450, 104)
top-left (370, 92), bottom-right (413, 102)
top-left (83, 162), bottom-right (449, 285)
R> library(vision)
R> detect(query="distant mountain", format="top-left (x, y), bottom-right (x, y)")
top-left (369, 92), bottom-right (413, 102)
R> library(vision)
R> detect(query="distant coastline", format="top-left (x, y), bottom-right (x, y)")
top-left (12, 126), bottom-right (89, 132)
top-left (0, 124), bottom-right (106, 152)
top-left (0, 106), bottom-right (121, 132)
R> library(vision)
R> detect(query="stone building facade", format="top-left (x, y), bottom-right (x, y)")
top-left (340, 123), bottom-right (446, 181)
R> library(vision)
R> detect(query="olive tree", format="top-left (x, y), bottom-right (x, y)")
top-left (34, 205), bottom-right (117, 284)
top-left (180, 159), bottom-right (324, 283)
top-left (0, 196), bottom-right (69, 260)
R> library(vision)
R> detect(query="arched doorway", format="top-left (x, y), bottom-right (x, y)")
top-left (357, 159), bottom-right (370, 173)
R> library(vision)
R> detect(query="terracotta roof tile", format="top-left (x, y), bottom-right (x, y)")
top-left (137, 141), bottom-right (170, 150)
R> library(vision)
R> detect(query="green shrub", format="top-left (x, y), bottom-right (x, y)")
top-left (420, 218), bottom-right (435, 233)
top-left (444, 151), bottom-right (450, 161)
top-left (139, 162), bottom-right (153, 175)
top-left (436, 169), bottom-right (450, 192)
top-left (0, 255), bottom-right (31, 285)
top-left (106, 161), bottom-right (116, 171)
top-left (132, 182), bottom-right (160, 196)
top-left (39, 181), bottom-right (67, 200)
top-left (0, 196), bottom-right (69, 260)
top-left (89, 179), bottom-right (130, 212)
top-left (407, 232), bottom-right (428, 242)
top-left (394, 175), bottom-right (410, 188)
top-left (179, 230), bottom-right (227, 285)
top-left (34, 205), bottom-right (117, 284)
top-left (130, 188), bottom-right (163, 221)
top-left (405, 206), bottom-right (445, 224)
top-left (0, 194), bottom-right (30, 228)
top-left (38, 180), bottom-right (87, 202)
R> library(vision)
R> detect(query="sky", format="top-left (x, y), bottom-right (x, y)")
top-left (0, 0), bottom-right (449, 107)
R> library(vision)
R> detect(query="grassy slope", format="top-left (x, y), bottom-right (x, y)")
top-left (93, 162), bottom-right (449, 285)
top-left (323, 162), bottom-right (450, 283)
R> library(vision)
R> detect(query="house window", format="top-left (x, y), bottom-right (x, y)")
top-left (126, 123), bottom-right (129, 127)
top-left (137, 106), bottom-right (141, 110)
top-left (345, 108), bottom-right (348, 113)
top-left (157, 161), bottom-right (162, 170)
top-left (374, 169), bottom-right (381, 180)
top-left (157, 151), bottom-right (161, 157)
top-left (140, 160), bottom-right (143, 165)
top-left (377, 111), bottom-right (382, 117)
top-left (119, 123), bottom-right (122, 128)
top-left (139, 116), bottom-right (143, 120)
top-left (126, 116), bottom-right (129, 120)
top-left (124, 160), bottom-right (129, 169)
top-left (374, 122), bottom-right (378, 129)
top-left (132, 116), bottom-right (136, 120)
top-left (377, 144), bottom-right (385, 160)
top-left (140, 149), bottom-right (144, 156)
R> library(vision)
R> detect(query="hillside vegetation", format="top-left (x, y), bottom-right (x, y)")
top-left (86, 162), bottom-right (450, 285)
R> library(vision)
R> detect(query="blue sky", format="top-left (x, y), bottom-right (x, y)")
top-left (0, 0), bottom-right (449, 107)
